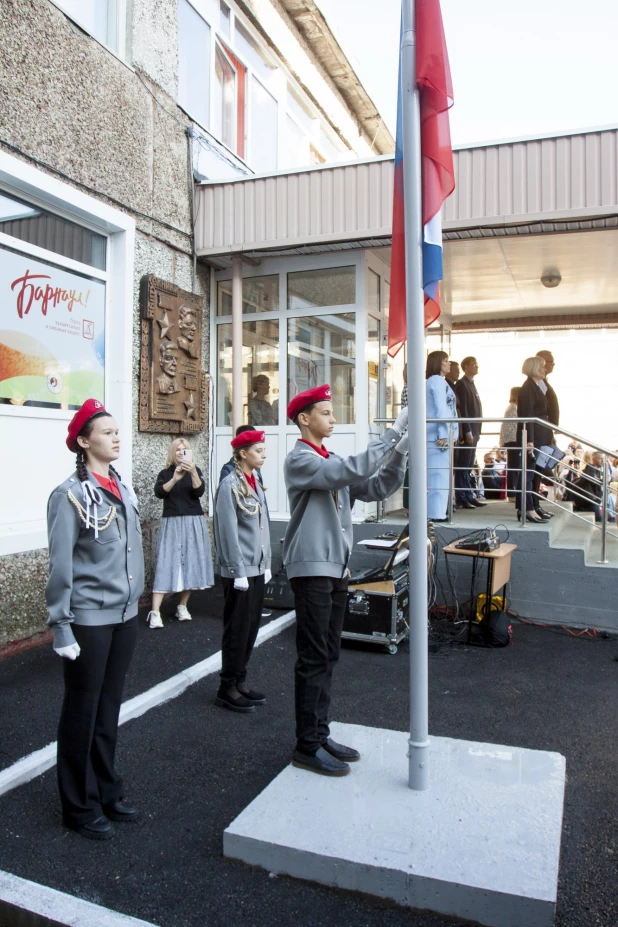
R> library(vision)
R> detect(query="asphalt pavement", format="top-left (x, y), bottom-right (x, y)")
top-left (0, 600), bottom-right (617, 927)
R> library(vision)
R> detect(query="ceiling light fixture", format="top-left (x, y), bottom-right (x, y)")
top-left (541, 269), bottom-right (561, 288)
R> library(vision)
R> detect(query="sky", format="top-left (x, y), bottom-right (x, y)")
top-left (315, 0), bottom-right (618, 147)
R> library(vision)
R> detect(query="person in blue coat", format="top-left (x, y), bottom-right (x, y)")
top-left (426, 351), bottom-right (458, 521)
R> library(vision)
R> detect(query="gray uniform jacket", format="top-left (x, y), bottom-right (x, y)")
top-left (283, 429), bottom-right (406, 580)
top-left (214, 471), bottom-right (271, 579)
top-left (46, 471), bottom-right (145, 649)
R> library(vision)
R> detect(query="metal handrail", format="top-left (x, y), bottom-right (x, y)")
top-left (376, 414), bottom-right (616, 563)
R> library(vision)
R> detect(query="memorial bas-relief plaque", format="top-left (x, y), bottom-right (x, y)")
top-left (139, 276), bottom-right (206, 433)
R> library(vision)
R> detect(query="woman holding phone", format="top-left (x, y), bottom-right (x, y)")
top-left (148, 438), bottom-right (214, 628)
top-left (46, 398), bottom-right (144, 839)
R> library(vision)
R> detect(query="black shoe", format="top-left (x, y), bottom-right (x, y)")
top-left (292, 746), bottom-right (350, 777)
top-left (432, 517), bottom-right (449, 523)
top-left (215, 687), bottom-right (256, 713)
top-left (102, 800), bottom-right (138, 822)
top-left (64, 815), bottom-right (113, 841)
top-left (322, 738), bottom-right (360, 762)
top-left (457, 500), bottom-right (475, 510)
top-left (536, 508), bottom-right (554, 518)
top-left (236, 682), bottom-right (266, 704)
top-left (470, 499), bottom-right (488, 507)
top-left (526, 512), bottom-right (543, 523)
top-left (261, 609), bottom-right (272, 618)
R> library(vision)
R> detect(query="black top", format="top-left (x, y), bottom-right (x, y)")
top-left (544, 379), bottom-right (560, 427)
top-left (154, 466), bottom-right (206, 517)
top-left (516, 377), bottom-right (553, 448)
top-left (455, 376), bottom-right (483, 440)
top-left (574, 465), bottom-right (602, 509)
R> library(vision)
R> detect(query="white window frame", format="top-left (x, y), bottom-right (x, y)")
top-left (48, 0), bottom-right (128, 61)
top-left (211, 251), bottom-right (365, 519)
top-left (181, 0), bottom-right (351, 170)
top-left (0, 150), bottom-right (135, 555)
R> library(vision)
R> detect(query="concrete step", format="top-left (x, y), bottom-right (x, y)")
top-left (585, 528), bottom-right (618, 568)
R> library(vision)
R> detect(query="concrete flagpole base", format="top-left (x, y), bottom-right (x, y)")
top-left (224, 722), bottom-right (566, 927)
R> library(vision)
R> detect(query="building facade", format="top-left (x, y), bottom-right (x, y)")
top-left (0, 0), bottom-right (393, 645)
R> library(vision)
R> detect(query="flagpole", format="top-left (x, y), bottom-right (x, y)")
top-left (401, 0), bottom-right (430, 791)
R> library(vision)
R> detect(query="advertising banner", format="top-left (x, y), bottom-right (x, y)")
top-left (0, 248), bottom-right (105, 409)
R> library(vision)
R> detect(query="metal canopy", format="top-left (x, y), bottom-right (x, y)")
top-left (195, 126), bottom-right (618, 329)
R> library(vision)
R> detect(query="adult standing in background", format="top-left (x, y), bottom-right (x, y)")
top-left (446, 360), bottom-right (460, 398)
top-left (148, 439), bottom-right (214, 629)
top-left (536, 350), bottom-right (559, 426)
top-left (248, 374), bottom-right (275, 425)
top-left (425, 351), bottom-right (458, 522)
top-left (455, 357), bottom-right (486, 509)
top-left (46, 399), bottom-right (144, 840)
top-left (516, 356), bottom-right (553, 522)
top-left (500, 386), bottom-right (521, 500)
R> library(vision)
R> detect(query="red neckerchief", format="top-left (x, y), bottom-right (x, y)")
top-left (92, 472), bottom-right (122, 500)
top-left (244, 472), bottom-right (257, 493)
top-left (299, 438), bottom-right (329, 459)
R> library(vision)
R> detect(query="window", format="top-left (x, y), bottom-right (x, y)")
top-left (0, 191), bottom-right (106, 269)
top-left (216, 319), bottom-right (279, 426)
top-left (250, 77), bottom-right (278, 173)
top-left (178, 0), bottom-right (210, 130)
top-left (219, 1), bottom-right (231, 36)
top-left (51, 0), bottom-right (123, 54)
top-left (214, 46), bottom-right (237, 150)
top-left (288, 314), bottom-right (356, 424)
top-left (217, 275), bottom-right (279, 316)
top-left (235, 21), bottom-right (277, 85)
top-left (287, 266), bottom-right (356, 311)
top-left (319, 126), bottom-right (348, 163)
top-left (367, 269), bottom-right (380, 313)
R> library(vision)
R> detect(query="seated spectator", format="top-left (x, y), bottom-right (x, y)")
top-left (573, 452), bottom-right (615, 523)
top-left (481, 452), bottom-right (503, 500)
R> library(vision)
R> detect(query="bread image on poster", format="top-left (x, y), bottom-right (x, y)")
top-left (0, 329), bottom-right (102, 405)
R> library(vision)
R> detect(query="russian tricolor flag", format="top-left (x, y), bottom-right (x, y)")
top-left (388, 0), bottom-right (455, 357)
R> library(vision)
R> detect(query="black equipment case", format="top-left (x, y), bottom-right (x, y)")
top-left (342, 530), bottom-right (410, 654)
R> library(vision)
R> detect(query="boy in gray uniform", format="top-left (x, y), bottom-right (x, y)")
top-left (284, 384), bottom-right (408, 776)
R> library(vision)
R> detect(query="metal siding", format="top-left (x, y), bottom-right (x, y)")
top-left (194, 129), bottom-right (618, 254)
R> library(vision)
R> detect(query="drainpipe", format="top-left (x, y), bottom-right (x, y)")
top-left (232, 254), bottom-right (243, 432)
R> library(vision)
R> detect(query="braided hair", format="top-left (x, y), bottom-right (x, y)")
top-left (232, 449), bottom-right (266, 497)
top-left (74, 412), bottom-right (123, 484)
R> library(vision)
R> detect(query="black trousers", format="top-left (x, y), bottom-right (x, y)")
top-left (454, 441), bottom-right (478, 502)
top-left (291, 576), bottom-right (348, 755)
top-left (220, 575), bottom-right (264, 687)
top-left (57, 618), bottom-right (137, 826)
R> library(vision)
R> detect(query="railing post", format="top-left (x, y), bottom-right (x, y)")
top-left (447, 424), bottom-right (454, 522)
top-left (520, 424), bottom-right (528, 527)
top-left (599, 453), bottom-right (609, 564)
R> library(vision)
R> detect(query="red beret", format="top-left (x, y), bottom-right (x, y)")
top-left (231, 429), bottom-right (266, 450)
top-left (66, 398), bottom-right (107, 452)
top-left (287, 384), bottom-right (332, 422)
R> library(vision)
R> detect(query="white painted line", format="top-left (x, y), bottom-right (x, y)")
top-left (0, 869), bottom-right (161, 926)
top-left (0, 610), bottom-right (296, 798)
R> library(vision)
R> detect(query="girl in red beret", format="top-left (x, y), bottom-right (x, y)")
top-left (45, 399), bottom-right (144, 840)
top-left (213, 430), bottom-right (271, 712)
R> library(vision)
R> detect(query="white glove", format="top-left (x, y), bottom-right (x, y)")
top-left (264, 569), bottom-right (272, 584)
top-left (54, 643), bottom-right (81, 660)
top-left (234, 576), bottom-right (249, 591)
top-left (392, 406), bottom-right (408, 436)
top-left (395, 434), bottom-right (409, 456)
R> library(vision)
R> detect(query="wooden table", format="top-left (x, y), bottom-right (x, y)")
top-left (442, 542), bottom-right (517, 642)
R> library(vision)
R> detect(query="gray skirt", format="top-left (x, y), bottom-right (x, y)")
top-left (153, 515), bottom-right (215, 593)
